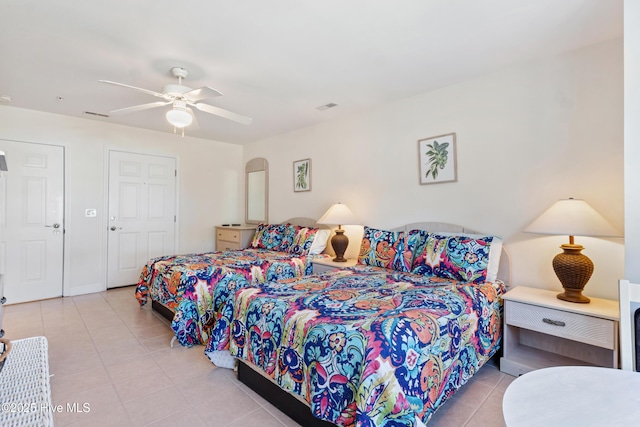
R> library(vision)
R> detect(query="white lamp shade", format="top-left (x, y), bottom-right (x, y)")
top-left (524, 198), bottom-right (621, 237)
top-left (166, 108), bottom-right (193, 128)
top-left (317, 203), bottom-right (359, 226)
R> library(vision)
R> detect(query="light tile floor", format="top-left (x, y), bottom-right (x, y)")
top-left (3, 286), bottom-right (515, 426)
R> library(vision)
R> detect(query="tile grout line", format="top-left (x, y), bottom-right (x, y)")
top-left (461, 373), bottom-right (504, 427)
top-left (78, 290), bottom-right (137, 426)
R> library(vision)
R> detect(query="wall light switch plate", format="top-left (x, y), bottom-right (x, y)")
top-left (85, 209), bottom-right (97, 218)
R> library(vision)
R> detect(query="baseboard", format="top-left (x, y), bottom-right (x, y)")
top-left (64, 282), bottom-right (104, 297)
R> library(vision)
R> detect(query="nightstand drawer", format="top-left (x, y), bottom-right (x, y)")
top-left (217, 228), bottom-right (240, 243)
top-left (506, 301), bottom-right (615, 349)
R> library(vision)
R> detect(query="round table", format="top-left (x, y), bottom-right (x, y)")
top-left (503, 366), bottom-right (640, 427)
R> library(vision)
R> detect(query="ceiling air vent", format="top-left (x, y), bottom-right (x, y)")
top-left (316, 103), bottom-right (338, 111)
top-left (84, 111), bottom-right (110, 118)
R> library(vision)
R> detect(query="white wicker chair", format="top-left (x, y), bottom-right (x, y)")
top-left (0, 336), bottom-right (53, 426)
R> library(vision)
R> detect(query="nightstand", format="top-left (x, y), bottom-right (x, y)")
top-left (312, 258), bottom-right (357, 274)
top-left (215, 225), bottom-right (256, 251)
top-left (500, 286), bottom-right (619, 377)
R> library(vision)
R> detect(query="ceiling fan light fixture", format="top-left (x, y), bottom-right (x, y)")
top-left (100, 66), bottom-right (251, 130)
top-left (166, 107), bottom-right (192, 128)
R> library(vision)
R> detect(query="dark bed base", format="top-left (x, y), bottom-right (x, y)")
top-left (151, 300), bottom-right (174, 322)
top-left (237, 361), bottom-right (337, 427)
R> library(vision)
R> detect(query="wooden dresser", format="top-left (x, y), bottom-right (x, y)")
top-left (215, 225), bottom-right (256, 251)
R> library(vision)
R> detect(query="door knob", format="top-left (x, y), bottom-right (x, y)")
top-left (45, 223), bottom-right (60, 229)
top-left (110, 226), bottom-right (122, 231)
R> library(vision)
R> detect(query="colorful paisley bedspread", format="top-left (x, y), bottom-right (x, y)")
top-left (135, 249), bottom-right (312, 308)
top-left (135, 249), bottom-right (316, 347)
top-left (228, 267), bottom-right (504, 427)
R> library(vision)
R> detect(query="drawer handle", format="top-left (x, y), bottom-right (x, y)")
top-left (542, 318), bottom-right (566, 327)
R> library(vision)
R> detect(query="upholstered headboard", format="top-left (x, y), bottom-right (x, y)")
top-left (391, 222), bottom-right (512, 286)
top-left (279, 219), bottom-right (511, 285)
top-left (284, 217), bottom-right (328, 229)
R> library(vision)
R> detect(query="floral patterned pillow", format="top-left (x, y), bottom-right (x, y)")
top-left (250, 223), bottom-right (289, 251)
top-left (394, 229), bottom-right (430, 272)
top-left (277, 223), bottom-right (299, 253)
top-left (410, 234), bottom-right (493, 283)
top-left (287, 226), bottom-right (319, 256)
top-left (358, 226), bottom-right (405, 270)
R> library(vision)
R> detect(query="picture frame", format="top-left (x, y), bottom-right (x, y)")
top-left (418, 133), bottom-right (457, 185)
top-left (293, 158), bottom-right (311, 192)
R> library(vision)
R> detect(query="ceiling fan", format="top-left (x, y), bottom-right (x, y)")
top-left (99, 67), bottom-right (252, 129)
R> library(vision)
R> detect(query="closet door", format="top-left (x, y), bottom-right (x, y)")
top-left (107, 151), bottom-right (176, 288)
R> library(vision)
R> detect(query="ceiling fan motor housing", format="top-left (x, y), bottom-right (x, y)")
top-left (163, 84), bottom-right (191, 98)
top-left (172, 100), bottom-right (188, 110)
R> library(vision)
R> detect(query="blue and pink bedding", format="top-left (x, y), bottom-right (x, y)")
top-left (170, 255), bottom-right (308, 347)
top-left (226, 266), bottom-right (504, 427)
top-left (135, 248), bottom-right (313, 309)
top-left (135, 222), bottom-right (326, 310)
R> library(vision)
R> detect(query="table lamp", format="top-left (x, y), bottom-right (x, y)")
top-left (317, 203), bottom-right (359, 262)
top-left (523, 198), bottom-right (621, 303)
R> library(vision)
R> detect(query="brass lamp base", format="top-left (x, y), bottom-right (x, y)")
top-left (331, 228), bottom-right (349, 262)
top-left (552, 243), bottom-right (593, 303)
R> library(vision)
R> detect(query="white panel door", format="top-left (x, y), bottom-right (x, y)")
top-left (107, 151), bottom-right (176, 288)
top-left (0, 141), bottom-right (64, 304)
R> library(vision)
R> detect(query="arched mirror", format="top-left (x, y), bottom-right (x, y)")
top-left (245, 157), bottom-right (269, 224)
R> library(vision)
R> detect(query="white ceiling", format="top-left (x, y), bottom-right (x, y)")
top-left (0, 0), bottom-right (622, 144)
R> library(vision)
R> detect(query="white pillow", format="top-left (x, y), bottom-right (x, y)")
top-left (309, 229), bottom-right (331, 255)
top-left (430, 231), bottom-right (503, 283)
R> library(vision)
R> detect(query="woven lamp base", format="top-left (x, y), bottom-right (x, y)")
top-left (552, 244), bottom-right (593, 303)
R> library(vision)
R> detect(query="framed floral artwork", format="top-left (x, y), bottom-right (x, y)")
top-left (418, 133), bottom-right (457, 185)
top-left (293, 158), bottom-right (311, 192)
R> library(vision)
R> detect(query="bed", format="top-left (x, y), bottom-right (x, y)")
top-left (213, 222), bottom-right (510, 426)
top-left (134, 218), bottom-right (330, 345)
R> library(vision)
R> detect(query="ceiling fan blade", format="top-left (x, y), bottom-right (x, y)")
top-left (99, 80), bottom-right (169, 99)
top-left (193, 103), bottom-right (253, 125)
top-left (109, 101), bottom-right (171, 115)
top-left (183, 86), bottom-right (223, 102)
top-left (187, 107), bottom-right (200, 130)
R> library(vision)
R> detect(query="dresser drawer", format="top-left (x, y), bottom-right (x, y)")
top-left (506, 301), bottom-right (615, 349)
top-left (217, 228), bottom-right (240, 243)
top-left (217, 241), bottom-right (242, 251)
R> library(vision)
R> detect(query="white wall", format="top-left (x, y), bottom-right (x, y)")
top-left (0, 106), bottom-right (243, 296)
top-left (625, 0), bottom-right (640, 282)
top-left (245, 38), bottom-right (624, 300)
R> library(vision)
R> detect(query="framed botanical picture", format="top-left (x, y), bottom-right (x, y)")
top-left (418, 133), bottom-right (457, 185)
top-left (293, 158), bottom-right (311, 192)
